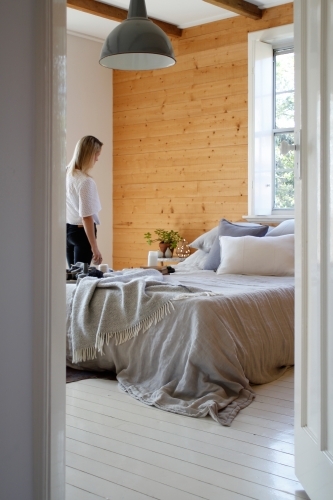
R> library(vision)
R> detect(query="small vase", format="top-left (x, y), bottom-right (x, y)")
top-left (165, 247), bottom-right (173, 258)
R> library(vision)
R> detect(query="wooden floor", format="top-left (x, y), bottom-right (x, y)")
top-left (66, 367), bottom-right (309, 500)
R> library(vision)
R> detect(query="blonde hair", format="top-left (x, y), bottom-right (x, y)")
top-left (67, 135), bottom-right (103, 175)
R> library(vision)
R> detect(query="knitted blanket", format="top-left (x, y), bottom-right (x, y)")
top-left (70, 268), bottom-right (210, 363)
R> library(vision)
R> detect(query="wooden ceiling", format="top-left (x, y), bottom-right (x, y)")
top-left (67, 0), bottom-right (262, 39)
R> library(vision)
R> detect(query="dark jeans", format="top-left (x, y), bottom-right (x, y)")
top-left (66, 223), bottom-right (97, 267)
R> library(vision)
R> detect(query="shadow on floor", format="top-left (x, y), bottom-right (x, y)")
top-left (66, 366), bottom-right (117, 384)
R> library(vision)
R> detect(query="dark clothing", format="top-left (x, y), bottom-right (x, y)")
top-left (66, 223), bottom-right (97, 267)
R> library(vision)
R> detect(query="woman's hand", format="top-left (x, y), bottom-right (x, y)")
top-left (92, 246), bottom-right (102, 265)
top-left (82, 215), bottom-right (103, 265)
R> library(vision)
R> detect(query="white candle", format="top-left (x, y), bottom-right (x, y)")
top-left (99, 263), bottom-right (109, 273)
top-left (148, 251), bottom-right (158, 266)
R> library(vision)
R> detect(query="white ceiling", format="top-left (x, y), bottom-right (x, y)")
top-left (67, 0), bottom-right (291, 42)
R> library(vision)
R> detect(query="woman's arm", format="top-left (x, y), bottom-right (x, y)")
top-left (82, 215), bottom-right (102, 265)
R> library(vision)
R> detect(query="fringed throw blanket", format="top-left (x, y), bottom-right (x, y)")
top-left (66, 272), bottom-right (295, 426)
top-left (70, 268), bottom-right (211, 363)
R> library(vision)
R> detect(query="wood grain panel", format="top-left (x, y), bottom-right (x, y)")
top-left (114, 90), bottom-right (247, 126)
top-left (178, 14), bottom-right (293, 55)
top-left (113, 77), bottom-right (248, 115)
top-left (114, 109), bottom-right (247, 141)
top-left (114, 196), bottom-right (246, 213)
top-left (114, 68), bottom-right (195, 97)
top-left (114, 164), bottom-right (246, 184)
top-left (114, 100), bottom-right (203, 125)
top-left (114, 180), bottom-right (247, 202)
top-left (178, 30), bottom-right (249, 56)
top-left (112, 3), bottom-right (293, 270)
top-left (114, 61), bottom-right (247, 97)
top-left (113, 145), bottom-right (248, 169)
top-left (114, 128), bottom-right (247, 156)
top-left (114, 257), bottom-right (147, 269)
top-left (114, 212), bottom-right (246, 230)
top-left (114, 43), bottom-right (248, 84)
top-left (144, 197), bottom-right (246, 214)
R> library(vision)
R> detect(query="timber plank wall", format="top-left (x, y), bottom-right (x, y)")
top-left (113, 2), bottom-right (293, 270)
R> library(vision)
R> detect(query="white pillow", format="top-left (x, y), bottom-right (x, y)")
top-left (266, 219), bottom-right (294, 237)
top-left (175, 249), bottom-right (207, 271)
top-left (189, 227), bottom-right (218, 253)
top-left (216, 234), bottom-right (294, 276)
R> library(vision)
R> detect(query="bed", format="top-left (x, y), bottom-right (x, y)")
top-left (66, 219), bottom-right (295, 426)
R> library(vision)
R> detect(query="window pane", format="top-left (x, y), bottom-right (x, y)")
top-left (275, 50), bottom-right (295, 129)
top-left (275, 52), bottom-right (294, 92)
top-left (274, 133), bottom-right (295, 209)
top-left (276, 91), bottom-right (294, 128)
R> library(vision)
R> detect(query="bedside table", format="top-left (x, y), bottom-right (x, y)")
top-left (157, 257), bottom-right (184, 266)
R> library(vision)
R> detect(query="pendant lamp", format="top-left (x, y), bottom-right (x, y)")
top-left (99, 0), bottom-right (176, 71)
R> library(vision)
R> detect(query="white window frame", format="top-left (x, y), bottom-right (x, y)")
top-left (246, 24), bottom-right (294, 223)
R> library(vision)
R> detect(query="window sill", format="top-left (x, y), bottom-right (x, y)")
top-left (242, 215), bottom-right (294, 224)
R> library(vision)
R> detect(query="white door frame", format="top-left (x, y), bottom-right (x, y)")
top-left (294, 1), bottom-right (333, 498)
top-left (41, 1), bottom-right (333, 499)
top-left (33, 0), bottom-right (67, 498)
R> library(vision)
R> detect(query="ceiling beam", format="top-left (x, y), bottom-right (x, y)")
top-left (203, 0), bottom-right (262, 20)
top-left (67, 0), bottom-right (182, 37)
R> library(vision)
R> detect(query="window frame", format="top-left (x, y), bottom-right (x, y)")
top-left (247, 24), bottom-right (294, 223)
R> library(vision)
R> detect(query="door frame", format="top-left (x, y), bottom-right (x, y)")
top-left (33, 0), bottom-right (67, 498)
top-left (294, 1), bottom-right (333, 498)
top-left (40, 1), bottom-right (333, 498)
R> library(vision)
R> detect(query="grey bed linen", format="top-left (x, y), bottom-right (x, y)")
top-left (66, 272), bottom-right (294, 426)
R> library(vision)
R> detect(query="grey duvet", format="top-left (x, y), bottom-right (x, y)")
top-left (66, 271), bottom-right (294, 426)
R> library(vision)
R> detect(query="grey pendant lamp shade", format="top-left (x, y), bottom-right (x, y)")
top-left (99, 0), bottom-right (176, 71)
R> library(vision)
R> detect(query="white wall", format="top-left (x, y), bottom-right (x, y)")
top-left (67, 34), bottom-right (113, 267)
top-left (0, 1), bottom-right (67, 499)
top-left (0, 2), bottom-right (35, 498)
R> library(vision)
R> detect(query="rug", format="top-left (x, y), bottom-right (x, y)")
top-left (66, 366), bottom-right (117, 384)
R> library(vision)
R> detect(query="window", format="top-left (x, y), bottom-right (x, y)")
top-left (273, 48), bottom-right (295, 210)
top-left (247, 24), bottom-right (294, 221)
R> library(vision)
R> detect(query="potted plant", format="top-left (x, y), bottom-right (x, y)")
top-left (144, 229), bottom-right (182, 257)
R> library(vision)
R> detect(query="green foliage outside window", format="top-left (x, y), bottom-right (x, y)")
top-left (274, 50), bottom-right (295, 209)
top-left (274, 133), bottom-right (295, 209)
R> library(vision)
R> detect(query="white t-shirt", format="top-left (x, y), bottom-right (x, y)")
top-left (66, 170), bottom-right (101, 225)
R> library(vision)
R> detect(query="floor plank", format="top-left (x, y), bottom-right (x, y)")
top-left (66, 483), bottom-right (104, 500)
top-left (66, 426), bottom-right (301, 498)
top-left (67, 413), bottom-right (297, 480)
top-left (66, 394), bottom-right (295, 453)
top-left (66, 368), bottom-right (310, 500)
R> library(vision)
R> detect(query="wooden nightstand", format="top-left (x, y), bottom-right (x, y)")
top-left (157, 257), bottom-right (185, 266)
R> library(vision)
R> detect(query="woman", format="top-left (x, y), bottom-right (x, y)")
top-left (66, 135), bottom-right (103, 267)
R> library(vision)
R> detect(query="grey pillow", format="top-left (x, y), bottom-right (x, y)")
top-left (189, 222), bottom-right (265, 253)
top-left (189, 226), bottom-right (218, 253)
top-left (203, 219), bottom-right (269, 271)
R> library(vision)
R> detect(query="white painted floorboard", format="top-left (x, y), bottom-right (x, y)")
top-left (66, 367), bottom-right (310, 500)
